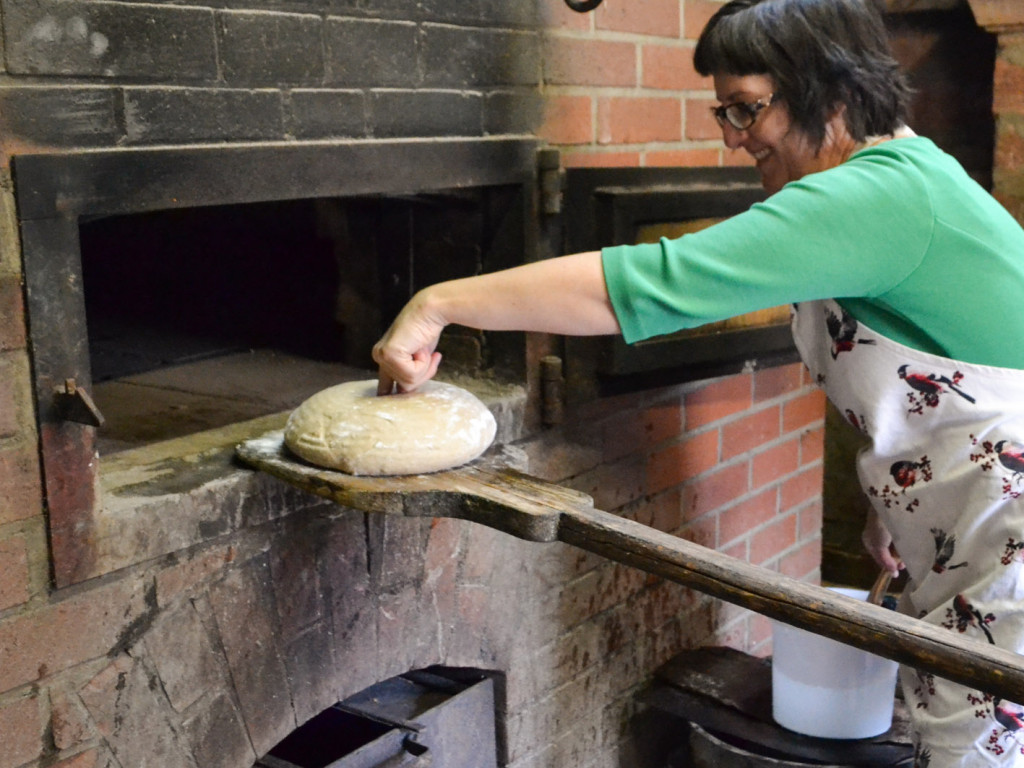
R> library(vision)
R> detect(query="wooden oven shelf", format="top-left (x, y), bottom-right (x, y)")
top-left (93, 350), bottom-right (371, 455)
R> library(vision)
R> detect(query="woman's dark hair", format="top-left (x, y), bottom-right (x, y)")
top-left (693, 0), bottom-right (912, 149)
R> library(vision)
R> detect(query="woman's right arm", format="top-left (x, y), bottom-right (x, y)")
top-left (373, 251), bottom-right (620, 394)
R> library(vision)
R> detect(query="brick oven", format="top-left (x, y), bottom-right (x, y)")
top-left (1, 1), bottom-right (1020, 767)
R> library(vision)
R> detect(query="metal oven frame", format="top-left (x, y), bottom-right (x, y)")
top-left (561, 166), bottom-right (799, 398)
top-left (13, 137), bottom-right (539, 586)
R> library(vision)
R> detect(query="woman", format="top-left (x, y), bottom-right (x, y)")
top-left (373, 1), bottom-right (1024, 764)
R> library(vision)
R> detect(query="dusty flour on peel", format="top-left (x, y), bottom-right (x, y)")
top-left (283, 379), bottom-right (497, 476)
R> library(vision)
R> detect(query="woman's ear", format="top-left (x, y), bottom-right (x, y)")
top-left (817, 101), bottom-right (857, 160)
top-left (823, 102), bottom-right (852, 143)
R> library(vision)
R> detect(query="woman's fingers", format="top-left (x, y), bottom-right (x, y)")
top-left (372, 337), bottom-right (442, 394)
top-left (371, 289), bottom-right (448, 394)
top-left (393, 350), bottom-right (442, 393)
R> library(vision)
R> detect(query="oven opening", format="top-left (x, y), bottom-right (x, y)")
top-left (257, 667), bottom-right (501, 768)
top-left (82, 199), bottom-right (350, 378)
top-left (80, 189), bottom-right (516, 455)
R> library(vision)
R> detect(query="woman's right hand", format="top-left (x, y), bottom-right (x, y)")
top-left (372, 289), bottom-right (446, 395)
top-left (861, 507), bottom-right (903, 578)
top-left (372, 252), bottom-right (618, 395)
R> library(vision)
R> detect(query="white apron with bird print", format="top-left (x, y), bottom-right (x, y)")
top-left (792, 299), bottom-right (1024, 768)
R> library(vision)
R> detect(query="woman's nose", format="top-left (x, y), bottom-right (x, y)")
top-left (721, 122), bottom-right (745, 149)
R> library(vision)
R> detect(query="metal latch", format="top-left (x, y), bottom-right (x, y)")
top-left (541, 355), bottom-right (565, 427)
top-left (538, 149), bottom-right (564, 216)
top-left (53, 378), bottom-right (105, 427)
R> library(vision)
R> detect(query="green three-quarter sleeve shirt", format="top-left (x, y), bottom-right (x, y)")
top-left (601, 137), bottom-right (1024, 369)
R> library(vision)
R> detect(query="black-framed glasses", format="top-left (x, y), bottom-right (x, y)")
top-left (711, 93), bottom-right (777, 131)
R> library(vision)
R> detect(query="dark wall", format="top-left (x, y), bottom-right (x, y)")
top-left (0, 0), bottom-right (543, 157)
top-left (887, 7), bottom-right (996, 187)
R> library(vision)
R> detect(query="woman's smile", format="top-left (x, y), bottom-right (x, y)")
top-left (713, 72), bottom-right (858, 194)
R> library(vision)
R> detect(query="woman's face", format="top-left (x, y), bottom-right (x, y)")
top-left (713, 73), bottom-right (853, 195)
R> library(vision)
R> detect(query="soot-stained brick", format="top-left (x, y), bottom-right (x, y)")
top-left (370, 89), bottom-right (482, 138)
top-left (0, 87), bottom-right (119, 147)
top-left (324, 18), bottom-right (418, 87)
top-left (4, 0), bottom-right (217, 81)
top-left (217, 11), bottom-right (324, 86)
top-left (485, 89), bottom-right (543, 135)
top-left (124, 87), bottom-right (284, 144)
top-left (421, 25), bottom-right (540, 88)
top-left (288, 89), bottom-right (366, 139)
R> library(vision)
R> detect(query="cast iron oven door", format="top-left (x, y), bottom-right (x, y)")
top-left (561, 166), bottom-right (798, 397)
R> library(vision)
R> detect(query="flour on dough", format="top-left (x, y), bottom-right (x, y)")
top-left (284, 379), bottom-right (497, 476)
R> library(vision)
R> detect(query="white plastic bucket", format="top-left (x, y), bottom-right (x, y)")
top-left (771, 588), bottom-right (899, 739)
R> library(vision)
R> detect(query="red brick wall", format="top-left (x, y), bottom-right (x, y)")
top-left (520, 363), bottom-right (826, 658)
top-left (993, 32), bottom-right (1024, 224)
top-left (0, 171), bottom-right (50, 767)
top-left (534, 0), bottom-right (824, 657)
top-left (0, 175), bottom-right (43, 618)
top-left (540, 0), bottom-right (751, 169)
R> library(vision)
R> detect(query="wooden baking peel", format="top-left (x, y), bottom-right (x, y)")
top-left (237, 431), bottom-right (1024, 702)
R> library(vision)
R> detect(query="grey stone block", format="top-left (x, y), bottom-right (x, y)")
top-left (79, 655), bottom-right (195, 768)
top-left (0, 86), bottom-right (119, 147)
top-left (324, 0), bottom-right (422, 20)
top-left (320, 510), bottom-right (371, 590)
top-left (353, 0), bottom-right (538, 28)
top-left (143, 603), bottom-right (223, 714)
top-left (288, 88), bottom-right (366, 139)
top-left (3, 0), bottom-right (217, 80)
top-left (269, 516), bottom-right (326, 641)
top-left (208, 555), bottom-right (296, 757)
top-left (369, 89), bottom-right (482, 138)
top-left (182, 693), bottom-right (257, 768)
top-left (220, 0), bottom-right (326, 12)
top-left (480, 0), bottom-right (541, 29)
top-left (324, 17), bottom-right (418, 87)
top-left (324, 515), bottom-right (382, 698)
top-left (325, 0), bottom-right (479, 24)
top-left (123, 87), bottom-right (284, 144)
top-left (485, 89), bottom-right (543, 136)
top-left (412, 0), bottom-right (483, 25)
top-left (217, 11), bottom-right (324, 86)
top-left (421, 25), bottom-right (540, 88)
top-left (366, 513), bottom-right (430, 593)
top-left (375, 581), bottom-right (444, 674)
top-left (283, 622), bottom-right (340, 725)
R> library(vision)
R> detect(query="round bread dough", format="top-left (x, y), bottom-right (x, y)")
top-left (283, 379), bottom-right (497, 476)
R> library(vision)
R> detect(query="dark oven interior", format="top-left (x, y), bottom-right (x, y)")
top-left (80, 186), bottom-right (528, 454)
